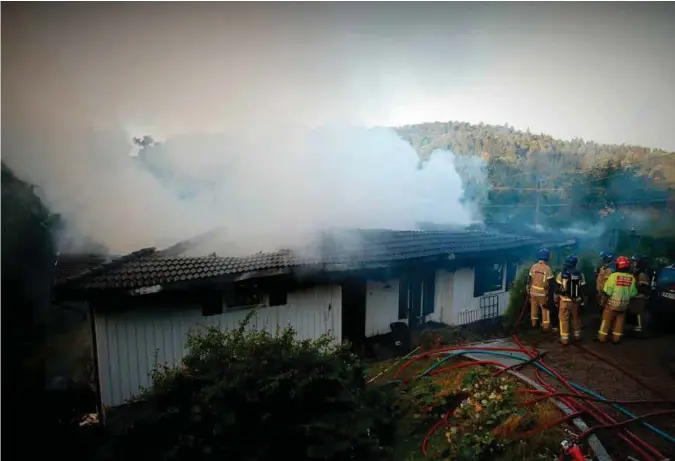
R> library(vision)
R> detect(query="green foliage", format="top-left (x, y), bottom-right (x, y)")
top-left (1, 163), bottom-right (59, 278)
top-left (100, 312), bottom-right (399, 461)
top-left (443, 369), bottom-right (520, 461)
top-left (403, 377), bottom-right (450, 424)
top-left (578, 254), bottom-right (597, 299)
top-left (503, 266), bottom-right (531, 331)
top-left (395, 121), bottom-right (675, 226)
top-left (614, 229), bottom-right (675, 264)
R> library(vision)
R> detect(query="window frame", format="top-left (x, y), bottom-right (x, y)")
top-left (222, 282), bottom-right (266, 311)
top-left (473, 261), bottom-right (507, 298)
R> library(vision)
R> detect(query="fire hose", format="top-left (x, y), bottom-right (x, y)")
top-left (386, 295), bottom-right (675, 460)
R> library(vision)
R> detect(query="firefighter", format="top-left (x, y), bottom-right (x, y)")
top-left (595, 251), bottom-right (615, 310)
top-left (628, 253), bottom-right (651, 336)
top-left (555, 254), bottom-right (586, 345)
top-left (527, 248), bottom-right (556, 330)
top-left (597, 256), bottom-right (638, 344)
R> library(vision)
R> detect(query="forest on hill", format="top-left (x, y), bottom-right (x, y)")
top-left (394, 121), bottom-right (675, 232)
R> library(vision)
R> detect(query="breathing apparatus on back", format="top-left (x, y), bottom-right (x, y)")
top-left (559, 254), bottom-right (583, 301)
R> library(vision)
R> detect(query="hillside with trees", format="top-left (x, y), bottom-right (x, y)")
top-left (394, 121), bottom-right (675, 232)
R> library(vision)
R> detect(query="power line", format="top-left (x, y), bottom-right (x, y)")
top-left (480, 198), bottom-right (672, 209)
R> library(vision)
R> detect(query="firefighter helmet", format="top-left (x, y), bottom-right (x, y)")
top-left (564, 254), bottom-right (579, 269)
top-left (616, 256), bottom-right (630, 270)
top-left (599, 251), bottom-right (614, 263)
top-left (537, 248), bottom-right (550, 261)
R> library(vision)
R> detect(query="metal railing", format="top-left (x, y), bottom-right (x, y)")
top-left (457, 295), bottom-right (501, 333)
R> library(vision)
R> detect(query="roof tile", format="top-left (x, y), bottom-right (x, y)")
top-left (70, 228), bottom-right (568, 291)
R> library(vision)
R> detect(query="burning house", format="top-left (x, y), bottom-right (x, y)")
top-left (55, 227), bottom-right (576, 410)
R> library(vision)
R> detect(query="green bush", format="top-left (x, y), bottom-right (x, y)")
top-left (503, 266), bottom-right (531, 331)
top-left (578, 254), bottom-right (597, 298)
top-left (99, 312), bottom-right (399, 461)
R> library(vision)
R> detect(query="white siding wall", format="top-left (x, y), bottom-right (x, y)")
top-left (434, 270), bottom-right (454, 324)
top-left (448, 265), bottom-right (521, 326)
top-left (365, 280), bottom-right (400, 337)
top-left (95, 284), bottom-right (341, 408)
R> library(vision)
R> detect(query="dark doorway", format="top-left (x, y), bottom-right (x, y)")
top-left (341, 278), bottom-right (367, 349)
top-left (400, 268), bottom-right (436, 329)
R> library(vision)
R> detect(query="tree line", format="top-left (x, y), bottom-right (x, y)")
top-left (394, 121), bottom-right (674, 230)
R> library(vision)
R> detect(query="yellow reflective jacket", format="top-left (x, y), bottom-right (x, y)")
top-left (529, 261), bottom-right (554, 297)
top-left (603, 271), bottom-right (638, 311)
top-left (596, 265), bottom-right (613, 292)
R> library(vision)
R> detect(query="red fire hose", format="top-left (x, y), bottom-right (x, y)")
top-left (410, 296), bottom-right (670, 461)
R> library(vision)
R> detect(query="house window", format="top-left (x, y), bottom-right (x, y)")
top-left (201, 291), bottom-right (224, 317)
top-left (268, 288), bottom-right (288, 307)
top-left (224, 282), bottom-right (264, 309)
top-left (201, 302), bottom-right (223, 317)
top-left (474, 262), bottom-right (505, 297)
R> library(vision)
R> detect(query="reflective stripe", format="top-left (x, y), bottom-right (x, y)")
top-left (573, 331), bottom-right (581, 337)
top-left (607, 299), bottom-right (629, 309)
top-left (613, 332), bottom-right (623, 337)
top-left (598, 330), bottom-right (608, 336)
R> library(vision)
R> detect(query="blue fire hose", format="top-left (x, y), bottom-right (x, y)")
top-left (384, 349), bottom-right (675, 445)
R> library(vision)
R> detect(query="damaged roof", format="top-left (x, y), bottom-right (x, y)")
top-left (54, 254), bottom-right (112, 285)
top-left (60, 228), bottom-right (575, 292)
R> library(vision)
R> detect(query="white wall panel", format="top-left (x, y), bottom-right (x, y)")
top-left (95, 284), bottom-right (341, 407)
top-left (365, 280), bottom-right (400, 337)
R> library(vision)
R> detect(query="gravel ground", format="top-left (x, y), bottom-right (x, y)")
top-left (517, 313), bottom-right (675, 461)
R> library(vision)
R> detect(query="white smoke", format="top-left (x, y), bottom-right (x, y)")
top-left (3, 118), bottom-right (486, 257)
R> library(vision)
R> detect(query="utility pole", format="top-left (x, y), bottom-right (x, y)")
top-left (535, 179), bottom-right (541, 227)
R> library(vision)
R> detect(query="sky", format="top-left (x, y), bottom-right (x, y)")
top-left (3, 2), bottom-right (675, 150)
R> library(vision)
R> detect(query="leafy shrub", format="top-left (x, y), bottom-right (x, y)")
top-left (444, 369), bottom-right (521, 460)
top-left (578, 254), bottom-right (597, 301)
top-left (99, 312), bottom-right (399, 461)
top-left (503, 266), bottom-right (531, 331)
top-left (405, 377), bottom-right (451, 423)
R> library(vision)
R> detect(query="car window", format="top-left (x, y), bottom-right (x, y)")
top-left (656, 268), bottom-right (675, 286)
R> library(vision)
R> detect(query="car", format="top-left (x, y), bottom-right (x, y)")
top-left (650, 264), bottom-right (675, 330)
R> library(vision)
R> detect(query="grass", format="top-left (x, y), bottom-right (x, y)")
top-left (366, 354), bottom-right (580, 461)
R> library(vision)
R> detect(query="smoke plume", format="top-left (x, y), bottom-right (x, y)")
top-left (3, 117), bottom-right (486, 257)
